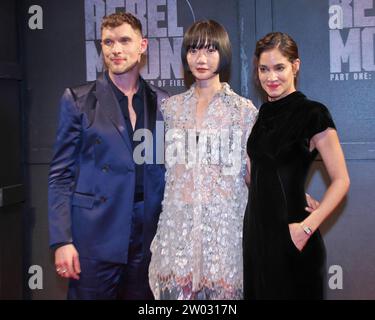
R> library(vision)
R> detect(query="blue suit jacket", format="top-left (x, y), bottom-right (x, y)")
top-left (48, 74), bottom-right (168, 264)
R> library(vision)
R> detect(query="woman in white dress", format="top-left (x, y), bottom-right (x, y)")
top-left (148, 20), bottom-right (258, 300)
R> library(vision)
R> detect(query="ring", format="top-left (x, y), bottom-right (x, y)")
top-left (56, 268), bottom-right (61, 272)
top-left (61, 269), bottom-right (67, 274)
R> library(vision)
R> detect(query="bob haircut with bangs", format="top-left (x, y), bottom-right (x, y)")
top-left (181, 20), bottom-right (232, 81)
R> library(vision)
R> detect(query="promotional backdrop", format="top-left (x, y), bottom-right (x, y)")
top-left (18, 0), bottom-right (375, 299)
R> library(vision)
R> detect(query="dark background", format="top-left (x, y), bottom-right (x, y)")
top-left (0, 0), bottom-right (374, 299)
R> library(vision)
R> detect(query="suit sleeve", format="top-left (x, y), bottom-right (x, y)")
top-left (48, 88), bottom-right (82, 248)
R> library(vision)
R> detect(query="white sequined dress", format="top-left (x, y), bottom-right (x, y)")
top-left (149, 83), bottom-right (258, 300)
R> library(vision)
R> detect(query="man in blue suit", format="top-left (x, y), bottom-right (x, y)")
top-left (48, 12), bottom-right (168, 299)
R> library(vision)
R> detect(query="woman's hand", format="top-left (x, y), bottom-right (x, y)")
top-left (305, 193), bottom-right (320, 213)
top-left (288, 223), bottom-right (310, 252)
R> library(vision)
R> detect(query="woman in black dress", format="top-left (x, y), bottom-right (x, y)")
top-left (243, 32), bottom-right (350, 299)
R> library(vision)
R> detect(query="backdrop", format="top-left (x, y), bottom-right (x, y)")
top-left (16, 0), bottom-right (375, 299)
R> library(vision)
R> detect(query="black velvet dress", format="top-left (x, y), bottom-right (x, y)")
top-left (243, 91), bottom-right (335, 300)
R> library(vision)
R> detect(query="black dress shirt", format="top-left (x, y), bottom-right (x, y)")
top-left (106, 71), bottom-right (145, 197)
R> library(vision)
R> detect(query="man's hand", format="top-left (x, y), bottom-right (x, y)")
top-left (55, 244), bottom-right (81, 280)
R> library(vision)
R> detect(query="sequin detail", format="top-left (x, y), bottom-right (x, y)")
top-left (149, 83), bottom-right (258, 300)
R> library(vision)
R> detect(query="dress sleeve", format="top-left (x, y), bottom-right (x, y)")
top-left (160, 96), bottom-right (172, 129)
top-left (160, 96), bottom-right (168, 117)
top-left (241, 98), bottom-right (258, 140)
top-left (305, 103), bottom-right (336, 140)
top-left (247, 100), bottom-right (258, 139)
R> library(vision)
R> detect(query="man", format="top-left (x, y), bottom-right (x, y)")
top-left (48, 12), bottom-right (168, 299)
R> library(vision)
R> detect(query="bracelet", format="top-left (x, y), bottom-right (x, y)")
top-left (300, 222), bottom-right (313, 236)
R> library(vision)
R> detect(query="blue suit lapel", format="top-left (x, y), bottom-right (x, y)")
top-left (94, 75), bottom-right (133, 153)
top-left (143, 79), bottom-right (157, 134)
